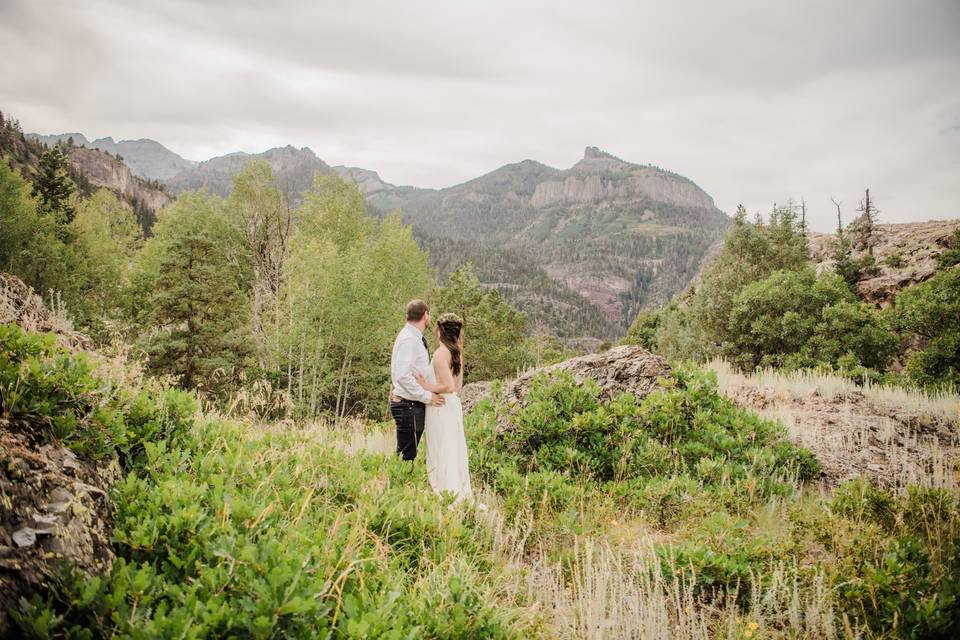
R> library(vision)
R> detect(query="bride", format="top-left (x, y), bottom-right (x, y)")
top-left (414, 312), bottom-right (474, 503)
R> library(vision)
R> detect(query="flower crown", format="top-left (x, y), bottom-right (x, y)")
top-left (437, 312), bottom-right (463, 326)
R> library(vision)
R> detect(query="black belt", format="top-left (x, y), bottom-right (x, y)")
top-left (390, 398), bottom-right (425, 406)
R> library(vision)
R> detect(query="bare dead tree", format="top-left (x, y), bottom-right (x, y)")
top-left (831, 196), bottom-right (843, 236)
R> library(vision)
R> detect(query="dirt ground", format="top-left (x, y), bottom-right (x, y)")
top-left (708, 361), bottom-right (960, 490)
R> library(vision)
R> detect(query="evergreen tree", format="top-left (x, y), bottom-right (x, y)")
top-left (129, 190), bottom-right (252, 395)
top-left (31, 146), bottom-right (76, 229)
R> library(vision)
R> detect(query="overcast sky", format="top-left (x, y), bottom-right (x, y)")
top-left (2, 0), bottom-right (958, 232)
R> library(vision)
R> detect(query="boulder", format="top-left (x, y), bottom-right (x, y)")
top-left (461, 345), bottom-right (671, 430)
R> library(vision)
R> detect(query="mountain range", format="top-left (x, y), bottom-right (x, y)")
top-left (24, 130), bottom-right (731, 341)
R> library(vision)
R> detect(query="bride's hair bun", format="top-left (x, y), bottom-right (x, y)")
top-left (437, 312), bottom-right (463, 327)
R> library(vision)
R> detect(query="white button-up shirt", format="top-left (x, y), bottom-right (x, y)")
top-left (390, 323), bottom-right (432, 403)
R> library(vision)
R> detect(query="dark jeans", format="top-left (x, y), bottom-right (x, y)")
top-left (390, 398), bottom-right (426, 461)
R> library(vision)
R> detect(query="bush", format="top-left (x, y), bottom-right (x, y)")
top-left (891, 269), bottom-right (960, 389)
top-left (831, 480), bottom-right (960, 639)
top-left (471, 363), bottom-right (819, 525)
top-left (0, 323), bottom-right (195, 466)
top-left (723, 269), bottom-right (897, 372)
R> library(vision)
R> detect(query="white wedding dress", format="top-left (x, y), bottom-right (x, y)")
top-left (423, 358), bottom-right (473, 503)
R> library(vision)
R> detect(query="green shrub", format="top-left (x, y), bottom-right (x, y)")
top-left (885, 251), bottom-right (907, 269)
top-left (471, 363), bottom-right (819, 526)
top-left (891, 269), bottom-right (960, 389)
top-left (830, 480), bottom-right (960, 638)
top-left (0, 323), bottom-right (195, 466)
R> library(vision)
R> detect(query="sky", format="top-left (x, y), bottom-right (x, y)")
top-left (1, 0), bottom-right (958, 232)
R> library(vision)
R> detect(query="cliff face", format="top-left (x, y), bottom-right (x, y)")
top-left (27, 133), bottom-right (196, 180)
top-left (531, 150), bottom-right (715, 210)
top-left (67, 147), bottom-right (172, 214)
top-left (808, 219), bottom-right (960, 307)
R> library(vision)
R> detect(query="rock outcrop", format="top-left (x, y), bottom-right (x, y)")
top-left (0, 273), bottom-right (117, 634)
top-left (68, 147), bottom-right (172, 214)
top-left (0, 273), bottom-right (93, 350)
top-left (461, 345), bottom-right (672, 430)
top-left (808, 219), bottom-right (960, 307)
top-left (28, 133), bottom-right (196, 181)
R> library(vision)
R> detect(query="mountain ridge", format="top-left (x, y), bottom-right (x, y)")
top-left (23, 126), bottom-right (732, 340)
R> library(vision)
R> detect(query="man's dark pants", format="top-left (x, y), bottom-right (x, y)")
top-left (390, 398), bottom-right (426, 461)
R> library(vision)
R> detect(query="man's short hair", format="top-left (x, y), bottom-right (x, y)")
top-left (406, 299), bottom-right (429, 322)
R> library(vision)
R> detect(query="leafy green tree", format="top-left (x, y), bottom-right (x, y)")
top-left (66, 189), bottom-right (143, 339)
top-left (129, 190), bottom-right (252, 395)
top-left (276, 174), bottom-right (432, 419)
top-left (31, 145), bottom-right (76, 229)
top-left (724, 268), bottom-right (895, 372)
top-left (432, 263), bottom-right (531, 381)
top-left (890, 269), bottom-right (960, 389)
top-left (679, 203), bottom-right (810, 359)
top-left (226, 161), bottom-right (290, 368)
top-left (0, 161), bottom-right (69, 295)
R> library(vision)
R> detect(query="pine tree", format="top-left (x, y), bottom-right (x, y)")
top-left (31, 146), bottom-right (76, 229)
top-left (129, 190), bottom-right (252, 395)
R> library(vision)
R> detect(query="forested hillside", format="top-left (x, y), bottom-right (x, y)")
top-left (5, 116), bottom-right (170, 232)
top-left (362, 147), bottom-right (731, 337)
top-left (1, 127), bottom-right (567, 423)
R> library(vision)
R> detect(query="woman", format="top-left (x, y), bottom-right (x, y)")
top-left (414, 312), bottom-right (473, 503)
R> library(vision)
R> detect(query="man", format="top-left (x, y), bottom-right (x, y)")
top-left (390, 299), bottom-right (444, 461)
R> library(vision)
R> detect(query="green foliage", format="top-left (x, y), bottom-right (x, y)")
top-left (935, 229), bottom-right (960, 270)
top-left (275, 173), bottom-right (433, 419)
top-left (31, 145), bottom-right (76, 229)
top-left (724, 268), bottom-right (898, 371)
top-left (12, 407), bottom-right (526, 638)
top-left (885, 251), bottom-right (907, 269)
top-left (65, 189), bottom-right (143, 339)
top-left (890, 268), bottom-right (960, 389)
top-left (128, 190), bottom-right (253, 396)
top-left (470, 363), bottom-right (819, 529)
top-left (0, 160), bottom-right (70, 295)
top-left (0, 323), bottom-right (195, 466)
top-left (831, 480), bottom-right (960, 638)
top-left (432, 263), bottom-right (531, 381)
top-left (639, 203), bottom-right (810, 362)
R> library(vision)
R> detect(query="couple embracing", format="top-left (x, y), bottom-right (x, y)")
top-left (389, 299), bottom-right (477, 505)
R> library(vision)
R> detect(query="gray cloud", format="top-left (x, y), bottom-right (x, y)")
top-left (1, 0), bottom-right (958, 231)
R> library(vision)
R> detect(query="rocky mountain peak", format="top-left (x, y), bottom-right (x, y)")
top-left (583, 145), bottom-right (617, 160)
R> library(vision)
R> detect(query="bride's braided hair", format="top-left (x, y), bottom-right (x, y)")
top-left (435, 313), bottom-right (464, 376)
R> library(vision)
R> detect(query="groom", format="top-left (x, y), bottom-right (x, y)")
top-left (390, 299), bottom-right (445, 461)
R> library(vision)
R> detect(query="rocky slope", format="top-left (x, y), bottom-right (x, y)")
top-left (0, 273), bottom-right (118, 634)
top-left (708, 359), bottom-right (959, 488)
top-left (459, 344), bottom-right (672, 429)
top-left (808, 219), bottom-right (960, 307)
top-left (68, 147), bottom-right (172, 218)
top-left (4, 121), bottom-right (171, 231)
top-left (27, 132), bottom-right (196, 180)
